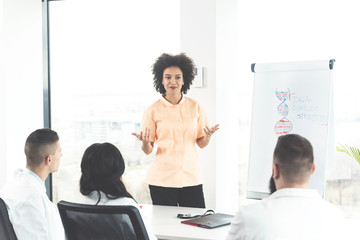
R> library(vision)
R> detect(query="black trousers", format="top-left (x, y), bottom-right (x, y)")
top-left (149, 184), bottom-right (206, 208)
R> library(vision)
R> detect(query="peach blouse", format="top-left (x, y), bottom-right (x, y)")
top-left (140, 96), bottom-right (209, 188)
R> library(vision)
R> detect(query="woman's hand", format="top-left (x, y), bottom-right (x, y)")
top-left (204, 124), bottom-right (220, 141)
top-left (131, 128), bottom-right (153, 154)
top-left (196, 124), bottom-right (220, 148)
top-left (132, 128), bottom-right (151, 144)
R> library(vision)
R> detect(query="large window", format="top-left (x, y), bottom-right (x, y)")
top-left (237, 0), bottom-right (360, 218)
top-left (49, 0), bottom-right (180, 204)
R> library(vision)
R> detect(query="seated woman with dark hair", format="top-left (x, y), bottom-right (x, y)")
top-left (78, 142), bottom-right (157, 240)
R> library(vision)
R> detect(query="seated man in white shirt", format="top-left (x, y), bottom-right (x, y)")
top-left (0, 128), bottom-right (65, 240)
top-left (226, 134), bottom-right (346, 240)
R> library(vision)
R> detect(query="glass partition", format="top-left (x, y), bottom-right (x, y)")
top-left (49, 0), bottom-right (180, 204)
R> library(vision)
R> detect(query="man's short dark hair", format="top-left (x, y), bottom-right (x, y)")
top-left (273, 134), bottom-right (314, 184)
top-left (24, 128), bottom-right (59, 167)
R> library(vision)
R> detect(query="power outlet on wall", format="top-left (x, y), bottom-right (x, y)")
top-left (193, 66), bottom-right (204, 88)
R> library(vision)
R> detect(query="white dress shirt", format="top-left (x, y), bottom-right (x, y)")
top-left (78, 191), bottom-right (158, 240)
top-left (226, 188), bottom-right (348, 240)
top-left (0, 168), bottom-right (65, 240)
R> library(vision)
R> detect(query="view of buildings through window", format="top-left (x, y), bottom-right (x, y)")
top-left (49, 0), bottom-right (180, 204)
top-left (49, 0), bottom-right (359, 218)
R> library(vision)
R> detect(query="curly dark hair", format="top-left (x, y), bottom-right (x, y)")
top-left (152, 53), bottom-right (195, 94)
top-left (79, 142), bottom-right (134, 204)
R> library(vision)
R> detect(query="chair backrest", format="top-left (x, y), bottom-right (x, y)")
top-left (0, 198), bottom-right (18, 240)
top-left (57, 200), bottom-right (150, 240)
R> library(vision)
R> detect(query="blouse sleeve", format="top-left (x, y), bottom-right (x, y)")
top-left (140, 107), bottom-right (156, 142)
top-left (196, 103), bottom-right (210, 139)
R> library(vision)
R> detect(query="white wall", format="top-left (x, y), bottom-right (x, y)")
top-left (0, 0), bottom-right (6, 185)
top-left (215, 0), bottom-right (239, 211)
top-left (180, 0), bottom-right (239, 210)
top-left (0, 0), bottom-right (43, 188)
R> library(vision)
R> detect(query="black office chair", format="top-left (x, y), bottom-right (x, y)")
top-left (57, 200), bottom-right (150, 240)
top-left (0, 198), bottom-right (17, 240)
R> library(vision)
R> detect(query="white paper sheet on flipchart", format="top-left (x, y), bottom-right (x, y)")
top-left (247, 60), bottom-right (334, 198)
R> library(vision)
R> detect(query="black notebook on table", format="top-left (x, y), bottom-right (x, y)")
top-left (181, 213), bottom-right (234, 229)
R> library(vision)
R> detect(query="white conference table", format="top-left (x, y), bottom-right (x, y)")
top-left (139, 204), bottom-right (234, 240)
